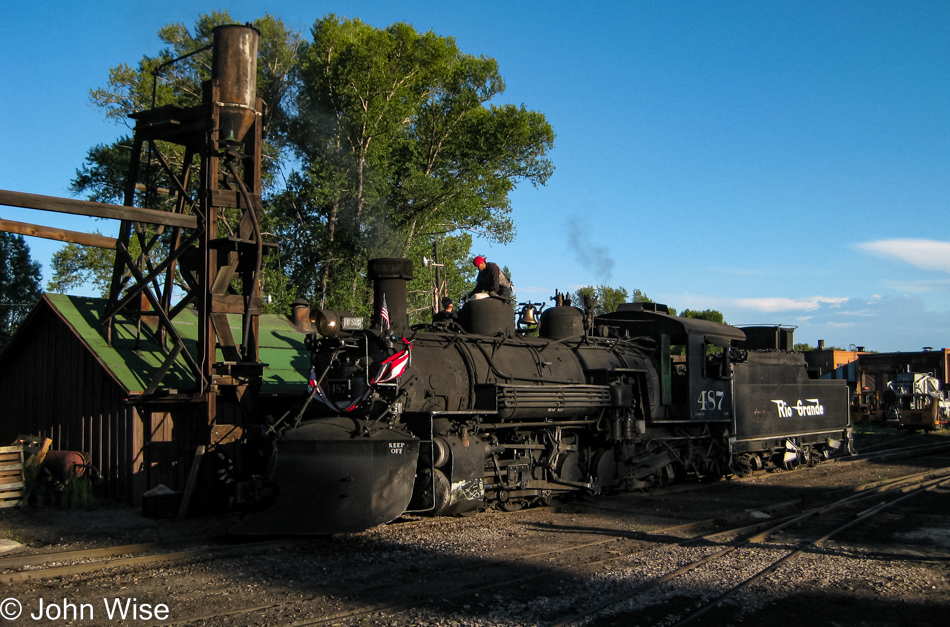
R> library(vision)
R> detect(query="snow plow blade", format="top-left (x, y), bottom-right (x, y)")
top-left (231, 419), bottom-right (420, 535)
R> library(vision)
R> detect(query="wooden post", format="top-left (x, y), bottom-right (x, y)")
top-left (177, 445), bottom-right (206, 520)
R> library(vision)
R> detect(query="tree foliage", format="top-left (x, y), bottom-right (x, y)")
top-left (407, 234), bottom-right (476, 320)
top-left (47, 232), bottom-right (114, 296)
top-left (794, 342), bottom-right (850, 352)
top-left (680, 308), bottom-right (725, 324)
top-left (273, 15), bottom-right (554, 313)
top-left (569, 286), bottom-right (733, 324)
top-left (573, 285), bottom-right (629, 315)
top-left (55, 12), bottom-right (554, 323)
top-left (0, 234), bottom-right (43, 348)
top-left (52, 12), bottom-right (303, 310)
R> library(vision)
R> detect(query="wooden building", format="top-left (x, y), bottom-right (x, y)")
top-left (0, 294), bottom-right (309, 504)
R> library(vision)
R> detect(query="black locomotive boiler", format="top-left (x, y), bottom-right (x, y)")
top-left (234, 258), bottom-right (853, 534)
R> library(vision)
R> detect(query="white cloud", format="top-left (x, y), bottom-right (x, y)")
top-left (731, 296), bottom-right (848, 313)
top-left (857, 239), bottom-right (950, 273)
top-left (824, 321), bottom-right (857, 329)
top-left (880, 278), bottom-right (950, 294)
top-left (648, 292), bottom-right (950, 352)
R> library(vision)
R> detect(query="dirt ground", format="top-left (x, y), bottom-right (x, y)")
top-left (1, 426), bottom-right (949, 626)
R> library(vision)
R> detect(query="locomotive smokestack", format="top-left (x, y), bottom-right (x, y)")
top-left (368, 258), bottom-right (413, 335)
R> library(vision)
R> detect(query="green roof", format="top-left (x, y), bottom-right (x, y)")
top-left (46, 294), bottom-right (309, 395)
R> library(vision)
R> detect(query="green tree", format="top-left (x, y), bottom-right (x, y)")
top-left (0, 233), bottom-right (43, 348)
top-left (55, 12), bottom-right (554, 320)
top-left (274, 15), bottom-right (554, 311)
top-left (51, 12), bottom-right (302, 310)
top-left (573, 285), bottom-right (629, 315)
top-left (794, 342), bottom-right (848, 352)
top-left (680, 308), bottom-right (725, 324)
top-left (47, 232), bottom-right (113, 296)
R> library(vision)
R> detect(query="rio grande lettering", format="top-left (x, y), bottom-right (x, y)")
top-left (771, 399), bottom-right (824, 418)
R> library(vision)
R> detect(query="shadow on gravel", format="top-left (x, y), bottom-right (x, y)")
top-left (578, 590), bottom-right (950, 627)
top-left (3, 429), bottom-right (950, 625)
top-left (168, 462), bottom-right (950, 626)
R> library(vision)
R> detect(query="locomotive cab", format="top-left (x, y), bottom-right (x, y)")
top-left (597, 304), bottom-right (744, 422)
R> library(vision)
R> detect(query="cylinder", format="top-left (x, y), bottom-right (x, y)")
top-left (540, 305), bottom-right (584, 339)
top-left (368, 258), bottom-right (413, 335)
top-left (459, 298), bottom-right (515, 336)
top-left (212, 24), bottom-right (260, 143)
top-left (43, 451), bottom-right (86, 478)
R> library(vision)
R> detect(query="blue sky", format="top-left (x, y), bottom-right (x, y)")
top-left (2, 1), bottom-right (949, 352)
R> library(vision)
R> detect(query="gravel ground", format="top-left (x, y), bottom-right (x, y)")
top-left (1, 427), bottom-right (949, 626)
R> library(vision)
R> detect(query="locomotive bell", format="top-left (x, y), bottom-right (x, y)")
top-left (517, 304), bottom-right (539, 326)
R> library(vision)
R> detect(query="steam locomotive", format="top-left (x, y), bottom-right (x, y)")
top-left (234, 258), bottom-right (853, 535)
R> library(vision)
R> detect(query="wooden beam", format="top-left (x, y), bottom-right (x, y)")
top-left (0, 218), bottom-right (118, 249)
top-left (177, 445), bottom-right (205, 520)
top-left (0, 189), bottom-right (198, 229)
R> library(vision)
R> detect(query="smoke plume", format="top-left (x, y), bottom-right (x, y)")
top-left (566, 216), bottom-right (614, 282)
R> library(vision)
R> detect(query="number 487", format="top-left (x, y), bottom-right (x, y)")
top-left (698, 390), bottom-right (724, 411)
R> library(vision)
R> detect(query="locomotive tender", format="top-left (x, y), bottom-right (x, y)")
top-left (235, 258), bottom-right (852, 534)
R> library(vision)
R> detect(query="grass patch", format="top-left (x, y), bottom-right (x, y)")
top-left (23, 463), bottom-right (97, 509)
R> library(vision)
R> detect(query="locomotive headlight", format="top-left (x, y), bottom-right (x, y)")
top-left (311, 309), bottom-right (342, 337)
top-left (310, 309), bottom-right (363, 337)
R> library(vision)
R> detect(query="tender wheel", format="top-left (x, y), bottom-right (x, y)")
top-left (496, 490), bottom-right (524, 512)
top-left (732, 455), bottom-right (754, 478)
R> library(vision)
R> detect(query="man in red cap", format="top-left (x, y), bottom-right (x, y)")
top-left (467, 256), bottom-right (513, 299)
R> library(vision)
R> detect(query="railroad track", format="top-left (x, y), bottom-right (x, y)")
top-left (154, 465), bottom-right (950, 625)
top-left (162, 507), bottom-right (800, 626)
top-left (846, 439), bottom-right (950, 463)
top-left (0, 537), bottom-right (307, 584)
top-left (3, 438), bottom-right (946, 625)
top-left (544, 466), bottom-right (950, 626)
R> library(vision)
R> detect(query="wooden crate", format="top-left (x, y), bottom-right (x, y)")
top-left (0, 446), bottom-right (25, 508)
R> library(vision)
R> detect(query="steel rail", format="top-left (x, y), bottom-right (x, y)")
top-left (549, 466), bottom-right (950, 627)
top-left (0, 538), bottom-right (305, 584)
top-left (670, 476), bottom-right (950, 626)
top-left (163, 506), bottom-right (792, 626)
top-left (0, 537), bottom-right (232, 570)
top-left (161, 463), bottom-right (950, 626)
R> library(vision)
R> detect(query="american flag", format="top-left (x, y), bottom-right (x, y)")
top-left (371, 340), bottom-right (413, 384)
top-left (380, 293), bottom-right (390, 331)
